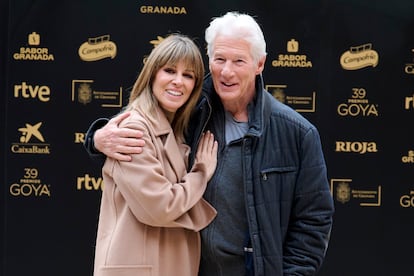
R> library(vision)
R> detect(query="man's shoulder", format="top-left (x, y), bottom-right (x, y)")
top-left (264, 92), bottom-right (315, 130)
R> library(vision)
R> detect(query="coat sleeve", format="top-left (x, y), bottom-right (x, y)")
top-left (104, 119), bottom-right (216, 232)
top-left (283, 127), bottom-right (335, 275)
top-left (83, 117), bottom-right (109, 163)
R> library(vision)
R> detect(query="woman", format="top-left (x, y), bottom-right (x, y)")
top-left (93, 34), bottom-right (218, 276)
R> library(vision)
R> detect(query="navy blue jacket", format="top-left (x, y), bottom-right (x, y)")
top-left (187, 73), bottom-right (334, 276)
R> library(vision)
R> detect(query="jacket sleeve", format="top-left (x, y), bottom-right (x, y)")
top-left (83, 118), bottom-right (109, 163)
top-left (283, 127), bottom-right (335, 275)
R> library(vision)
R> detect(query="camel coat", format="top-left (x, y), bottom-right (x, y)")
top-left (93, 106), bottom-right (217, 276)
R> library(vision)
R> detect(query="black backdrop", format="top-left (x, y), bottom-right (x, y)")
top-left (3, 1), bottom-right (414, 275)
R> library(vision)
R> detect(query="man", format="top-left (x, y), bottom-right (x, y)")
top-left (84, 11), bottom-right (334, 276)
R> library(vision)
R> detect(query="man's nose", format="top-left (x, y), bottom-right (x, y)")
top-left (221, 61), bottom-right (234, 76)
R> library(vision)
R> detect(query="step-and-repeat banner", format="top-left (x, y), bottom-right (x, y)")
top-left (3, 1), bottom-right (414, 275)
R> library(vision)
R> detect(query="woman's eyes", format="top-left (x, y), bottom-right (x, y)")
top-left (164, 68), bottom-right (175, 74)
top-left (164, 68), bottom-right (194, 79)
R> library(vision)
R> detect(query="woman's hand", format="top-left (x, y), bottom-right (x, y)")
top-left (194, 131), bottom-right (218, 180)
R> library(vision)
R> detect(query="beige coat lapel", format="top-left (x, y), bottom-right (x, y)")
top-left (144, 107), bottom-right (188, 181)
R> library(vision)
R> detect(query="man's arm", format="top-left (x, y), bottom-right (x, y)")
top-left (283, 127), bottom-right (334, 275)
top-left (83, 112), bottom-right (145, 162)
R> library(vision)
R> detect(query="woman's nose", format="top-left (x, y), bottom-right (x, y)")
top-left (172, 74), bottom-right (183, 85)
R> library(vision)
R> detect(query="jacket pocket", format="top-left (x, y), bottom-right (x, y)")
top-left (260, 166), bottom-right (296, 181)
top-left (259, 166), bottom-right (298, 230)
top-left (260, 166), bottom-right (297, 201)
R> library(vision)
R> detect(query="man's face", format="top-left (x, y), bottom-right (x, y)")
top-left (209, 35), bottom-right (265, 107)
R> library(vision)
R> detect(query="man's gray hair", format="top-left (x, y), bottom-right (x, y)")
top-left (205, 11), bottom-right (267, 63)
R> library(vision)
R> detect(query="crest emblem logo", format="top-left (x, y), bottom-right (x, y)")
top-left (336, 182), bottom-right (351, 204)
top-left (78, 83), bottom-right (92, 104)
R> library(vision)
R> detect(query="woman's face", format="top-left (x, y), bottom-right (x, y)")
top-left (152, 60), bottom-right (196, 113)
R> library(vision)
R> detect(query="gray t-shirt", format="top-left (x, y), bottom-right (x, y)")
top-left (225, 110), bottom-right (249, 144)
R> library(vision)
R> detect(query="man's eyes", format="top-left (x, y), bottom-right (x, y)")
top-left (214, 58), bottom-right (245, 64)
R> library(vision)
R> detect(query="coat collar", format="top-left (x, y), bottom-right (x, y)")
top-left (140, 106), bottom-right (189, 177)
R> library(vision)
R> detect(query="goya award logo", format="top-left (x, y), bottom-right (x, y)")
top-left (10, 168), bottom-right (51, 197)
top-left (340, 43), bottom-right (379, 70)
top-left (11, 122), bottom-right (51, 154)
top-left (78, 34), bottom-right (117, 61)
top-left (400, 190), bottom-right (414, 208)
top-left (337, 87), bottom-right (379, 117)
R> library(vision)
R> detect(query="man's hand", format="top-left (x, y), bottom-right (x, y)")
top-left (94, 112), bottom-right (145, 161)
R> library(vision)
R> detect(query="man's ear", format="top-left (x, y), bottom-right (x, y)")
top-left (256, 55), bottom-right (266, 75)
